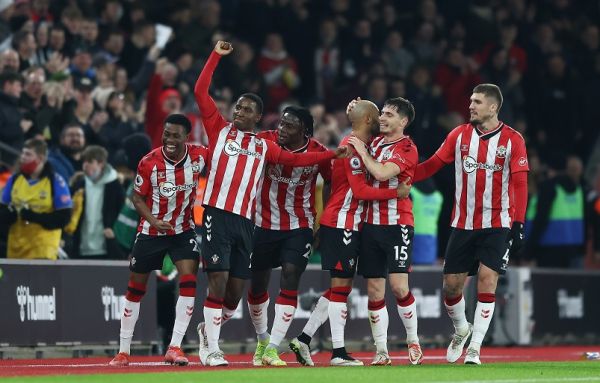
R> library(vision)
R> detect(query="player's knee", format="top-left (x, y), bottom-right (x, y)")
top-left (280, 265), bottom-right (302, 290)
top-left (391, 285), bottom-right (410, 301)
top-left (179, 274), bottom-right (196, 297)
top-left (443, 283), bottom-right (462, 299)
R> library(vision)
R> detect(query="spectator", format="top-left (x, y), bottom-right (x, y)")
top-left (526, 155), bottom-right (585, 268)
top-left (12, 30), bottom-right (37, 71)
top-left (314, 19), bottom-right (341, 103)
top-left (0, 49), bottom-right (20, 73)
top-left (19, 67), bottom-right (45, 139)
top-left (79, 17), bottom-right (100, 53)
top-left (48, 123), bottom-right (85, 183)
top-left (48, 24), bottom-right (68, 56)
top-left (70, 145), bottom-right (124, 259)
top-left (145, 58), bottom-right (181, 148)
top-left (0, 71), bottom-right (25, 164)
top-left (34, 21), bottom-right (50, 65)
top-left (120, 21), bottom-right (155, 78)
top-left (411, 178), bottom-right (443, 264)
top-left (381, 30), bottom-right (415, 79)
top-left (0, 138), bottom-right (72, 259)
top-left (69, 45), bottom-right (95, 83)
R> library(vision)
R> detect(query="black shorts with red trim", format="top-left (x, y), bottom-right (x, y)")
top-left (200, 206), bottom-right (254, 279)
top-left (357, 223), bottom-right (414, 278)
top-left (443, 228), bottom-right (511, 276)
top-left (129, 230), bottom-right (199, 273)
top-left (319, 225), bottom-right (360, 276)
top-left (251, 227), bottom-right (313, 271)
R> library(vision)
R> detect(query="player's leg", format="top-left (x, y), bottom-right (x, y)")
top-left (465, 229), bottom-right (508, 365)
top-left (110, 234), bottom-right (167, 366)
top-left (289, 288), bottom-right (330, 367)
top-left (443, 229), bottom-right (477, 363)
top-left (263, 229), bottom-right (311, 366)
top-left (222, 276), bottom-right (246, 325)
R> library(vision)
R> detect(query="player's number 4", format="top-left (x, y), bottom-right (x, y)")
top-left (394, 245), bottom-right (408, 261)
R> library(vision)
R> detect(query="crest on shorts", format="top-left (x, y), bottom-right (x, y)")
top-left (496, 145), bottom-right (507, 158)
top-left (211, 254), bottom-right (219, 264)
top-left (349, 258), bottom-right (355, 268)
top-left (130, 257), bottom-right (136, 266)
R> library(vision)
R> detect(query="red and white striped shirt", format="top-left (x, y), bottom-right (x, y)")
top-left (134, 144), bottom-right (208, 236)
top-left (194, 52), bottom-right (336, 220)
top-left (320, 135), bottom-right (398, 231)
top-left (366, 136), bottom-right (418, 226)
top-left (254, 130), bottom-right (332, 230)
top-left (435, 123), bottom-right (529, 229)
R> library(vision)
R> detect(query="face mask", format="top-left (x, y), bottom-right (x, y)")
top-left (20, 159), bottom-right (41, 176)
top-left (89, 169), bottom-right (102, 180)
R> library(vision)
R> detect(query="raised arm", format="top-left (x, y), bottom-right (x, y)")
top-left (343, 157), bottom-right (399, 200)
top-left (264, 139), bottom-right (341, 166)
top-left (194, 41), bottom-right (233, 142)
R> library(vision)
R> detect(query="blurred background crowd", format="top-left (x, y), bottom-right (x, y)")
top-left (0, 0), bottom-right (599, 269)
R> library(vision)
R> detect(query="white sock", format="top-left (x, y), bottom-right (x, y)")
top-left (445, 295), bottom-right (469, 334)
top-left (169, 296), bottom-right (194, 347)
top-left (248, 297), bottom-right (270, 337)
top-left (470, 301), bottom-right (495, 348)
top-left (369, 304), bottom-right (389, 353)
top-left (203, 306), bottom-right (222, 353)
top-left (119, 299), bottom-right (140, 354)
top-left (302, 295), bottom-right (330, 338)
top-left (269, 304), bottom-right (296, 347)
top-left (328, 301), bottom-right (348, 349)
top-left (221, 303), bottom-right (237, 326)
top-left (397, 298), bottom-right (419, 344)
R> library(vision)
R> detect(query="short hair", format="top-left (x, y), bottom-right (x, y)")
top-left (282, 105), bottom-right (314, 137)
top-left (164, 113), bottom-right (192, 134)
top-left (473, 83), bottom-right (503, 112)
top-left (82, 145), bottom-right (108, 163)
top-left (11, 30), bottom-right (32, 50)
top-left (0, 71), bottom-right (24, 88)
top-left (61, 123), bottom-right (84, 137)
top-left (239, 93), bottom-right (263, 115)
top-left (23, 138), bottom-right (48, 157)
top-left (383, 97), bottom-right (415, 126)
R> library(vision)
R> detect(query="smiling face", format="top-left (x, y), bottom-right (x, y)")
top-left (232, 96), bottom-right (261, 132)
top-left (162, 122), bottom-right (188, 160)
top-left (277, 112), bottom-right (304, 148)
top-left (379, 104), bottom-right (407, 136)
top-left (469, 92), bottom-right (497, 125)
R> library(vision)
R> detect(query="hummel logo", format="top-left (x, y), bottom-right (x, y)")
top-left (343, 238), bottom-right (352, 245)
top-left (213, 316), bottom-right (222, 325)
top-left (124, 308), bottom-right (132, 318)
top-left (343, 230), bottom-right (352, 238)
top-left (401, 227), bottom-right (409, 234)
top-left (222, 313), bottom-right (232, 320)
top-left (481, 309), bottom-right (491, 319)
top-left (205, 221), bottom-right (212, 229)
top-left (282, 313), bottom-right (293, 322)
top-left (403, 311), bottom-right (414, 319)
top-left (186, 306), bottom-right (194, 316)
top-left (370, 314), bottom-right (380, 323)
top-left (207, 215), bottom-right (212, 222)
top-left (341, 310), bottom-right (348, 320)
top-left (252, 309), bottom-right (262, 316)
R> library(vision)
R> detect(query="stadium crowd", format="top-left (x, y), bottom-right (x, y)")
top-left (0, 0), bottom-right (599, 269)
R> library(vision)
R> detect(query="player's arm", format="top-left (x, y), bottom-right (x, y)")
top-left (508, 135), bottom-right (530, 253)
top-left (347, 136), bottom-right (400, 182)
top-left (413, 128), bottom-right (461, 181)
top-left (132, 161), bottom-right (173, 232)
top-left (193, 41), bottom-right (233, 142)
top-left (20, 174), bottom-right (72, 230)
top-left (344, 158), bottom-right (401, 200)
top-left (265, 140), bottom-right (346, 167)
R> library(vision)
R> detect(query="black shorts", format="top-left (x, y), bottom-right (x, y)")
top-left (358, 224), bottom-right (414, 278)
top-left (443, 228), bottom-right (511, 276)
top-left (129, 230), bottom-right (199, 273)
top-left (319, 225), bottom-right (360, 277)
top-left (200, 206), bottom-right (254, 279)
top-left (252, 227), bottom-right (313, 271)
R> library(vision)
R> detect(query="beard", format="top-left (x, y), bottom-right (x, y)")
top-left (61, 145), bottom-right (83, 156)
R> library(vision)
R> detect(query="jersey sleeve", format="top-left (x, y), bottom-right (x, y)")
top-left (384, 142), bottom-right (418, 174)
top-left (509, 133), bottom-right (529, 173)
top-left (344, 156), bottom-right (397, 200)
top-left (264, 139), bottom-right (335, 166)
top-left (435, 126), bottom-right (461, 164)
top-left (133, 158), bottom-right (151, 196)
top-left (52, 173), bottom-right (73, 209)
top-left (194, 51), bottom-right (228, 143)
top-left (1, 175), bottom-right (16, 205)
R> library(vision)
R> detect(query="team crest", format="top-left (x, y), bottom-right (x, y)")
top-left (350, 157), bottom-right (361, 169)
top-left (39, 191), bottom-right (47, 199)
top-left (158, 171), bottom-right (166, 179)
top-left (496, 145), bottom-right (507, 158)
top-left (302, 166), bottom-right (314, 175)
top-left (191, 162), bottom-right (201, 173)
top-left (382, 151), bottom-right (392, 160)
top-left (211, 254), bottom-right (220, 264)
top-left (255, 139), bottom-right (263, 146)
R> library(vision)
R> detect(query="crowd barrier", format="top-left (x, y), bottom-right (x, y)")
top-left (1, 260), bottom-right (599, 347)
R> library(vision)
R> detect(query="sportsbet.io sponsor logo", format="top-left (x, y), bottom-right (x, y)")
top-left (224, 139), bottom-right (262, 158)
top-left (16, 286), bottom-right (56, 321)
top-left (462, 155), bottom-right (503, 174)
top-left (158, 181), bottom-right (197, 197)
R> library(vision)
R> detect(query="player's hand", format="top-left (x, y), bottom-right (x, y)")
top-left (151, 219), bottom-right (174, 233)
top-left (396, 177), bottom-right (412, 199)
top-left (510, 222), bottom-right (525, 255)
top-left (334, 145), bottom-right (351, 158)
top-left (345, 97), bottom-right (361, 115)
top-left (214, 41), bottom-right (233, 56)
top-left (347, 136), bottom-right (368, 157)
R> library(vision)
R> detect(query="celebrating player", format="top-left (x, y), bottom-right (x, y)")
top-left (289, 100), bottom-right (410, 367)
top-left (193, 41), bottom-right (348, 367)
top-left (109, 114), bottom-right (207, 367)
top-left (348, 97), bottom-right (424, 366)
top-left (414, 84), bottom-right (529, 365)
